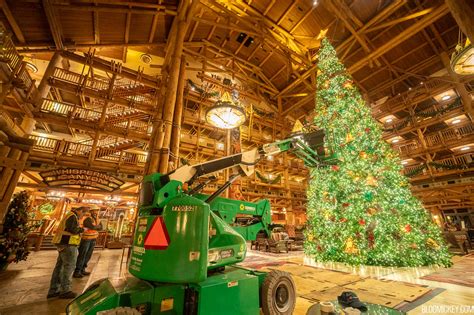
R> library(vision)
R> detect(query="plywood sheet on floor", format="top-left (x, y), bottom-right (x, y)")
top-left (268, 263), bottom-right (435, 313)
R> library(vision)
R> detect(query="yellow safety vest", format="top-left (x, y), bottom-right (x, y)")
top-left (80, 215), bottom-right (100, 240)
top-left (52, 212), bottom-right (81, 245)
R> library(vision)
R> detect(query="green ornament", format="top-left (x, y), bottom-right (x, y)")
top-left (364, 191), bottom-right (374, 201)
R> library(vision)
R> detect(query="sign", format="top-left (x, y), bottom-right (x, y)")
top-left (40, 168), bottom-right (124, 192)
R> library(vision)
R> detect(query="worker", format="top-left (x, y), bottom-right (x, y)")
top-left (73, 205), bottom-right (103, 278)
top-left (47, 206), bottom-right (86, 299)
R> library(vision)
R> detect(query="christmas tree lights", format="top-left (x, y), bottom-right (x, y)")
top-left (304, 38), bottom-right (452, 267)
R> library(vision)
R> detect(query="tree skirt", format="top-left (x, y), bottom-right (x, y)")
top-left (421, 254), bottom-right (474, 288)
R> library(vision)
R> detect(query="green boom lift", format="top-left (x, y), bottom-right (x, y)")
top-left (67, 130), bottom-right (327, 315)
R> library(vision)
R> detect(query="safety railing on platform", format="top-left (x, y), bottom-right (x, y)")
top-left (30, 135), bottom-right (147, 167)
top-left (52, 67), bottom-right (110, 92)
top-left (41, 98), bottom-right (103, 121)
top-left (374, 78), bottom-right (449, 116)
top-left (0, 29), bottom-right (22, 72)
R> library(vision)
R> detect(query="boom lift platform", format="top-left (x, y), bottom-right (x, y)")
top-left (67, 130), bottom-right (328, 315)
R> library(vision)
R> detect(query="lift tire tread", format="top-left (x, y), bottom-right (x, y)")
top-left (261, 270), bottom-right (296, 315)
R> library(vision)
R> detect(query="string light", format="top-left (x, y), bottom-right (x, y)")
top-left (305, 38), bottom-right (451, 267)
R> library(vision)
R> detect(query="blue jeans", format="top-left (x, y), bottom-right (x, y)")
top-left (75, 238), bottom-right (96, 273)
top-left (48, 245), bottom-right (78, 295)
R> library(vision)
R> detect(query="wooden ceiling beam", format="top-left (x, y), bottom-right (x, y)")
top-left (52, 2), bottom-right (177, 15)
top-left (93, 10), bottom-right (100, 44)
top-left (348, 3), bottom-right (449, 74)
top-left (276, 1), bottom-right (297, 26)
top-left (326, 0), bottom-right (382, 68)
top-left (275, 63), bottom-right (317, 98)
top-left (188, 8), bottom-right (204, 41)
top-left (364, 7), bottom-right (434, 34)
top-left (0, 0), bottom-right (25, 43)
top-left (42, 0), bottom-right (64, 50)
top-left (282, 93), bottom-right (314, 116)
top-left (336, 0), bottom-right (406, 53)
top-left (290, 6), bottom-right (316, 33)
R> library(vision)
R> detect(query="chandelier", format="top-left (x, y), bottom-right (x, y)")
top-left (451, 37), bottom-right (473, 75)
top-left (205, 91), bottom-right (246, 129)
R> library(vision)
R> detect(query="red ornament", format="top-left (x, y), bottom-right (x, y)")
top-left (368, 232), bottom-right (375, 249)
top-left (342, 202), bottom-right (350, 208)
top-left (340, 217), bottom-right (347, 223)
top-left (365, 127), bottom-right (371, 133)
top-left (359, 219), bottom-right (366, 225)
top-left (317, 245), bottom-right (323, 251)
top-left (332, 165), bottom-right (340, 171)
top-left (405, 224), bottom-right (412, 233)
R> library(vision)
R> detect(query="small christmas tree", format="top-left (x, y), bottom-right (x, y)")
top-left (0, 191), bottom-right (33, 268)
top-left (304, 38), bottom-right (451, 267)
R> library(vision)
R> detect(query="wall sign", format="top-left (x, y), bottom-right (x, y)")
top-left (40, 168), bottom-right (124, 191)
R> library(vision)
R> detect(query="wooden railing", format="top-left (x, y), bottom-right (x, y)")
top-left (52, 67), bottom-right (110, 92)
top-left (41, 98), bottom-right (102, 121)
top-left (29, 135), bottom-right (147, 167)
top-left (402, 153), bottom-right (473, 177)
top-left (373, 77), bottom-right (449, 117)
top-left (40, 98), bottom-right (151, 133)
top-left (394, 123), bottom-right (474, 156)
top-left (0, 25), bottom-right (36, 98)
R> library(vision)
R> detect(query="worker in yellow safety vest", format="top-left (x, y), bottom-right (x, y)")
top-left (47, 206), bottom-right (87, 299)
top-left (74, 205), bottom-right (103, 278)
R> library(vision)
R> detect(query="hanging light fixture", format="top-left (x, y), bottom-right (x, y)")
top-left (206, 91), bottom-right (246, 129)
top-left (451, 35), bottom-right (474, 75)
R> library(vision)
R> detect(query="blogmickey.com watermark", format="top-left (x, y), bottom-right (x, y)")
top-left (422, 305), bottom-right (474, 314)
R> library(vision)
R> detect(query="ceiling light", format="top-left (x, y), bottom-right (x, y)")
top-left (386, 118), bottom-right (393, 123)
top-left (460, 146), bottom-right (470, 151)
top-left (313, 0), bottom-right (318, 6)
top-left (140, 54), bottom-right (152, 64)
top-left (392, 139), bottom-right (400, 143)
top-left (441, 95), bottom-right (451, 101)
top-left (206, 92), bottom-right (246, 129)
top-left (401, 161), bottom-right (408, 165)
top-left (451, 119), bottom-right (461, 124)
top-left (25, 61), bottom-right (38, 73)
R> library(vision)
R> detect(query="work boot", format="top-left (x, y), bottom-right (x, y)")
top-left (73, 272), bottom-right (83, 278)
top-left (81, 270), bottom-right (91, 276)
top-left (59, 291), bottom-right (77, 299)
top-left (46, 292), bottom-right (59, 299)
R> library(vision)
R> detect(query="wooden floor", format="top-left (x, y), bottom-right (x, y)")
top-left (0, 249), bottom-right (472, 314)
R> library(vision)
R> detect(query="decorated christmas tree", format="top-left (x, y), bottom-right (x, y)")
top-left (0, 191), bottom-right (33, 269)
top-left (304, 38), bottom-right (451, 267)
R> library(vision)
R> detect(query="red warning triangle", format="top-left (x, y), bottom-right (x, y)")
top-left (144, 217), bottom-right (170, 250)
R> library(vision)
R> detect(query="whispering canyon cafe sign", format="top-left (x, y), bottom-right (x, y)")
top-left (40, 169), bottom-right (124, 192)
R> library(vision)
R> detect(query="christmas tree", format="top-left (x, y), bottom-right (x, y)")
top-left (0, 191), bottom-right (33, 268)
top-left (304, 38), bottom-right (451, 267)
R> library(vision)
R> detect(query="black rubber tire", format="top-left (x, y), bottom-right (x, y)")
top-left (261, 270), bottom-right (296, 315)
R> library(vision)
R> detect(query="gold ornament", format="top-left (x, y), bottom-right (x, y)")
top-left (343, 79), bottom-right (353, 89)
top-left (359, 151), bottom-right (367, 159)
top-left (345, 133), bottom-right (354, 143)
top-left (366, 175), bottom-right (378, 187)
top-left (426, 238), bottom-right (440, 249)
top-left (344, 237), bottom-right (359, 254)
top-left (367, 207), bottom-right (377, 216)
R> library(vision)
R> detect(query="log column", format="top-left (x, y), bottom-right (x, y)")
top-left (169, 56), bottom-right (187, 170)
top-left (34, 52), bottom-right (62, 109)
top-left (0, 120), bottom-right (34, 227)
top-left (147, 0), bottom-right (197, 174)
